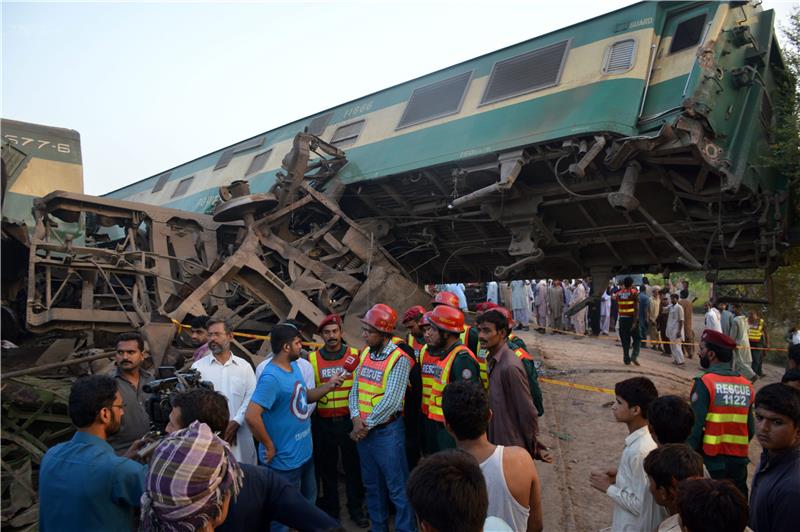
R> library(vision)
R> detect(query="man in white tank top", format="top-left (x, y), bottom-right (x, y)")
top-left (443, 380), bottom-right (543, 532)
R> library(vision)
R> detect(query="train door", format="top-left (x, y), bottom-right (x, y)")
top-left (639, 2), bottom-right (717, 121)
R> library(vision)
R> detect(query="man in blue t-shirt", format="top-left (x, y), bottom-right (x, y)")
top-left (246, 323), bottom-right (343, 532)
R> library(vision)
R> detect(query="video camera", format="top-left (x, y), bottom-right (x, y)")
top-left (144, 367), bottom-right (214, 433)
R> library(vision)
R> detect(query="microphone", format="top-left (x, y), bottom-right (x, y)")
top-left (342, 352), bottom-right (360, 374)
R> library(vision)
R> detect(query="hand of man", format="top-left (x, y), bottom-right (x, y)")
top-left (350, 417), bottom-right (366, 441)
top-left (261, 442), bottom-right (276, 463)
top-left (223, 420), bottom-right (239, 446)
top-left (327, 371), bottom-right (346, 389)
top-left (589, 470), bottom-right (614, 492)
top-left (122, 436), bottom-right (152, 461)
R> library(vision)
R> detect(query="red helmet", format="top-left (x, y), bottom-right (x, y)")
top-left (432, 291), bottom-right (460, 309)
top-left (476, 301), bottom-right (499, 314)
top-left (428, 305), bottom-right (465, 334)
top-left (402, 305), bottom-right (426, 324)
top-left (420, 311), bottom-right (434, 328)
top-left (373, 303), bottom-right (398, 325)
top-left (494, 306), bottom-right (515, 329)
top-left (361, 304), bottom-right (397, 333)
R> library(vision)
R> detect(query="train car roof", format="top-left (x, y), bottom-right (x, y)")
top-left (103, 0), bottom-right (704, 197)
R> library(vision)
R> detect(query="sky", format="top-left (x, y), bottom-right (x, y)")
top-left (2, 0), bottom-right (797, 196)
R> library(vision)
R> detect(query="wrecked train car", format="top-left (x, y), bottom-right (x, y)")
top-left (105, 1), bottom-right (794, 301)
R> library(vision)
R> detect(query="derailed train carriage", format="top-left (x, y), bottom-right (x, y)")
top-left (103, 0), bottom-right (795, 302)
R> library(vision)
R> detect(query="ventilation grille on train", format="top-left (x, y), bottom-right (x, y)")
top-left (481, 40), bottom-right (570, 105)
top-left (330, 120), bottom-right (365, 147)
top-left (246, 150), bottom-right (272, 176)
top-left (397, 71), bottom-right (473, 129)
top-left (604, 39), bottom-right (636, 74)
top-left (151, 171), bottom-right (172, 193)
top-left (308, 112), bottom-right (333, 136)
top-left (214, 135), bottom-right (266, 170)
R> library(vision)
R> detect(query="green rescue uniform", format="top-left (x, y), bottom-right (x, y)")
top-left (687, 363), bottom-right (755, 495)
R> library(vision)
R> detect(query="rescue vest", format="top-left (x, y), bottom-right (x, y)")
top-left (748, 319), bottom-right (765, 342)
top-left (419, 345), bottom-right (432, 415)
top-left (392, 335), bottom-right (415, 368)
top-left (356, 342), bottom-right (410, 421)
top-left (700, 372), bottom-right (753, 457)
top-left (309, 346), bottom-right (360, 418)
top-left (513, 347), bottom-right (533, 361)
top-left (616, 288), bottom-right (638, 317)
top-left (408, 333), bottom-right (425, 364)
top-left (426, 343), bottom-right (480, 422)
top-left (459, 324), bottom-right (480, 354)
top-left (474, 348), bottom-right (489, 390)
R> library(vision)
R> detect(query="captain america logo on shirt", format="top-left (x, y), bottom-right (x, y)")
top-left (290, 381), bottom-right (311, 420)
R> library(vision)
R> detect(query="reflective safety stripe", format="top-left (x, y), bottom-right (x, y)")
top-left (419, 345), bottom-right (433, 415)
top-left (748, 319), bottom-right (764, 342)
top-left (309, 347), bottom-right (358, 417)
top-left (356, 343), bottom-right (407, 420)
top-left (513, 347), bottom-right (533, 361)
top-left (700, 372), bottom-right (753, 457)
top-left (474, 349), bottom-right (488, 390)
top-left (616, 288), bottom-right (638, 316)
top-left (427, 344), bottom-right (479, 422)
top-left (705, 412), bottom-right (749, 424)
top-left (702, 433), bottom-right (750, 445)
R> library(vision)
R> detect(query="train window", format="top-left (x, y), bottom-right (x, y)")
top-left (669, 14), bottom-right (707, 54)
top-left (396, 71), bottom-right (473, 129)
top-left (481, 40), bottom-right (570, 106)
top-left (330, 120), bottom-right (365, 148)
top-left (308, 112), bottom-right (333, 136)
top-left (171, 176), bottom-right (194, 198)
top-left (603, 39), bottom-right (636, 74)
top-left (214, 135), bottom-right (266, 170)
top-left (246, 150), bottom-right (272, 176)
top-left (151, 171), bottom-right (172, 193)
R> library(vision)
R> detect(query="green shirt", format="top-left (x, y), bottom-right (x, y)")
top-left (687, 363), bottom-right (755, 470)
top-left (317, 344), bottom-right (348, 361)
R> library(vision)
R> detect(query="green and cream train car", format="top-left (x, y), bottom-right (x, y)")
top-left (104, 1), bottom-right (793, 284)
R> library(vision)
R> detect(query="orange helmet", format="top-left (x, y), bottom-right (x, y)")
top-left (432, 291), bottom-right (460, 309)
top-left (494, 306), bottom-right (515, 329)
top-left (361, 304), bottom-right (397, 333)
top-left (428, 305), bottom-right (465, 334)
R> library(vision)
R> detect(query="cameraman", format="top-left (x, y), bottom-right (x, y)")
top-left (165, 388), bottom-right (339, 532)
top-left (108, 332), bottom-right (155, 455)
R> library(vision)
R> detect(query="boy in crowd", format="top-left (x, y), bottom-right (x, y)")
top-left (589, 377), bottom-right (666, 531)
top-left (676, 479), bottom-right (749, 532)
top-left (406, 449), bottom-right (511, 532)
top-left (749, 383), bottom-right (800, 532)
top-left (647, 394), bottom-right (695, 445)
top-left (781, 368), bottom-right (800, 392)
top-left (442, 381), bottom-right (543, 532)
top-left (643, 444), bottom-right (705, 531)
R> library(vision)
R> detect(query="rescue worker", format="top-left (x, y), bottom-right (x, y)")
top-left (432, 291), bottom-right (480, 354)
top-left (308, 315), bottom-right (368, 527)
top-left (614, 277), bottom-right (640, 365)
top-left (419, 305), bottom-right (481, 454)
top-left (494, 306), bottom-right (545, 417)
top-left (348, 304), bottom-right (415, 532)
top-left (400, 305), bottom-right (427, 470)
top-left (748, 309), bottom-right (768, 378)
top-left (687, 329), bottom-right (755, 497)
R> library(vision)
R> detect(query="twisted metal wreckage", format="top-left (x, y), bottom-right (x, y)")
top-left (0, 134), bottom-right (428, 528)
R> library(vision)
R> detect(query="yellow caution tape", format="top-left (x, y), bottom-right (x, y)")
top-left (539, 377), bottom-right (615, 396)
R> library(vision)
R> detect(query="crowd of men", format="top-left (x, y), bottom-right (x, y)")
top-left (36, 284), bottom-right (800, 531)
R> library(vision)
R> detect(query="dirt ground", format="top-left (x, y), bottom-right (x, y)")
top-left (334, 312), bottom-right (785, 531)
top-left (524, 312), bottom-right (784, 532)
